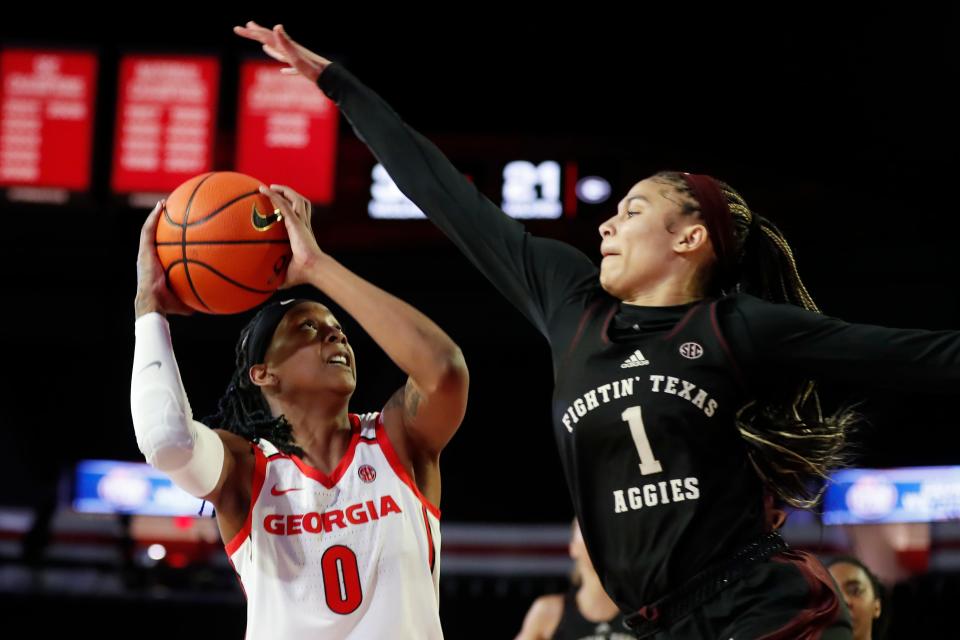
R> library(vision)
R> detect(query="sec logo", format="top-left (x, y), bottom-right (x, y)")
top-left (358, 465), bottom-right (377, 483)
top-left (679, 342), bottom-right (704, 359)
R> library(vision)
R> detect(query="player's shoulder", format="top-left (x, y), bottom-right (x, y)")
top-left (203, 429), bottom-right (256, 515)
top-left (716, 291), bottom-right (768, 312)
top-left (213, 428), bottom-right (256, 457)
top-left (355, 411), bottom-right (380, 426)
top-left (717, 292), bottom-right (825, 330)
top-left (719, 291), bottom-right (815, 314)
top-left (352, 411), bottom-right (380, 439)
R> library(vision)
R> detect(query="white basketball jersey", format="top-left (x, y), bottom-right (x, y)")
top-left (225, 412), bottom-right (443, 639)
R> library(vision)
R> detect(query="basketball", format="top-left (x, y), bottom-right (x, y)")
top-left (155, 171), bottom-right (293, 314)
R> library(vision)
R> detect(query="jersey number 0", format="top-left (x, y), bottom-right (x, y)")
top-left (322, 545), bottom-right (363, 614)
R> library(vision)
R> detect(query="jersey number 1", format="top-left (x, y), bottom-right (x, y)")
top-left (322, 545), bottom-right (363, 614)
top-left (622, 405), bottom-right (663, 475)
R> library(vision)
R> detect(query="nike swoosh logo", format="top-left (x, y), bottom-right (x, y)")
top-left (271, 484), bottom-right (303, 496)
top-left (137, 361), bottom-right (161, 374)
top-left (252, 203), bottom-right (282, 231)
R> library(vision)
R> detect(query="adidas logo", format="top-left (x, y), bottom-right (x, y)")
top-left (621, 350), bottom-right (649, 368)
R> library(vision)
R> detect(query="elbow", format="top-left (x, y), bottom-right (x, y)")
top-left (131, 386), bottom-right (196, 471)
top-left (423, 347), bottom-right (469, 396)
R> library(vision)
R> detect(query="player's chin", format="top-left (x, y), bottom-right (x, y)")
top-left (325, 371), bottom-right (357, 395)
top-left (304, 366), bottom-right (356, 395)
top-left (598, 269), bottom-right (624, 300)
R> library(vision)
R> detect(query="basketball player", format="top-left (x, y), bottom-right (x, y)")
top-left (234, 21), bottom-right (960, 638)
top-left (516, 520), bottom-right (629, 640)
top-left (827, 557), bottom-right (887, 640)
top-left (131, 183), bottom-right (468, 638)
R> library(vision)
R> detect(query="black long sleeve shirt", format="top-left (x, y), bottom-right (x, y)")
top-left (317, 63), bottom-right (960, 610)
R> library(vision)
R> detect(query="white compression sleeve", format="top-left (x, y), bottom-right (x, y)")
top-left (130, 313), bottom-right (225, 498)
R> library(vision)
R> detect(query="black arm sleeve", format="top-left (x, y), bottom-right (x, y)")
top-left (318, 64), bottom-right (598, 339)
top-left (723, 294), bottom-right (960, 393)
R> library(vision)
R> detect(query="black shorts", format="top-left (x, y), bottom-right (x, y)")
top-left (632, 550), bottom-right (852, 639)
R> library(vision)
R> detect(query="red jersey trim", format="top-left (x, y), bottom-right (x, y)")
top-left (224, 442), bottom-right (268, 557)
top-left (374, 412), bottom-right (442, 519)
top-left (288, 414), bottom-right (362, 489)
top-left (565, 299), bottom-right (603, 359)
top-left (709, 300), bottom-right (747, 391)
top-left (599, 303), bottom-right (618, 345)
top-left (662, 301), bottom-right (704, 341)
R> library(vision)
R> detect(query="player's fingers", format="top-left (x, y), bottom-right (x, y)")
top-left (139, 200), bottom-right (164, 245)
top-left (262, 44), bottom-right (287, 63)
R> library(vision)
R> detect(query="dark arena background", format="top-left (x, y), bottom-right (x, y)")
top-left (1, 8), bottom-right (957, 639)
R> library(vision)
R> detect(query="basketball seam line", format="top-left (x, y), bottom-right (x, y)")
top-left (182, 190), bottom-right (262, 227)
top-left (179, 173), bottom-right (215, 311)
top-left (156, 239), bottom-right (289, 246)
top-left (164, 258), bottom-right (277, 295)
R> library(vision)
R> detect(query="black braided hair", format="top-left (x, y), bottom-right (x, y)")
top-left (652, 171), bottom-right (860, 509)
top-left (203, 307), bottom-right (304, 457)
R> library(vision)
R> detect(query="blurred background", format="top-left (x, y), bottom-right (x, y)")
top-left (1, 7), bottom-right (957, 638)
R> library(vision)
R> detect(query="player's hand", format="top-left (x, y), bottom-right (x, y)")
top-left (233, 22), bottom-right (331, 83)
top-left (258, 184), bottom-right (322, 289)
top-left (135, 200), bottom-right (195, 318)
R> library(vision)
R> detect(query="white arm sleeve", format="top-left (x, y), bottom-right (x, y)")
top-left (130, 312), bottom-right (225, 498)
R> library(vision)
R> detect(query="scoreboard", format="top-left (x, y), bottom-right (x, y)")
top-left (1, 48), bottom-right (624, 240)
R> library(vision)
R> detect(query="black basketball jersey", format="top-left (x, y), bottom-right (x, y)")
top-left (553, 588), bottom-right (630, 640)
top-left (553, 296), bottom-right (762, 610)
top-left (318, 61), bottom-right (960, 615)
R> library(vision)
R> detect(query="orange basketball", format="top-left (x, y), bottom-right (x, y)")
top-left (156, 172), bottom-right (292, 314)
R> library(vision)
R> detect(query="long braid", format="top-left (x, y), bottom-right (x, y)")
top-left (654, 171), bottom-right (859, 509)
top-left (203, 314), bottom-right (304, 457)
top-left (747, 216), bottom-right (819, 312)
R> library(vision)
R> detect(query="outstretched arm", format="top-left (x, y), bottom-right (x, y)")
top-left (235, 22), bottom-right (598, 339)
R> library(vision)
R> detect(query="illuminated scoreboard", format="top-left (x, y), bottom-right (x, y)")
top-left (366, 157), bottom-right (618, 221)
top-left (1, 47), bottom-right (626, 232)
